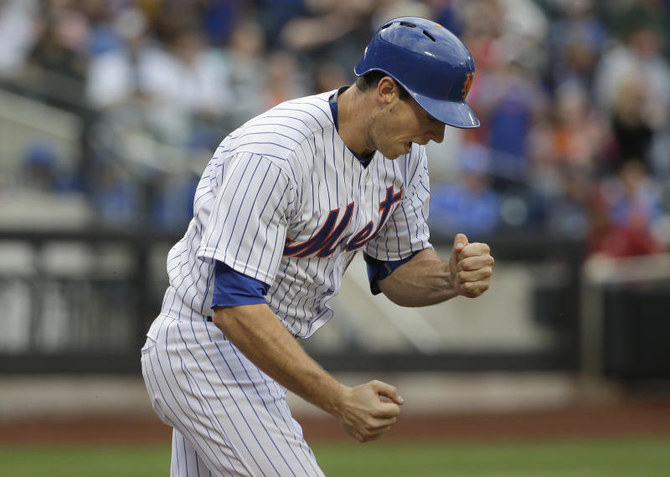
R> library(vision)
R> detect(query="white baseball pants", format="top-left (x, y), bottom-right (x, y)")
top-left (141, 314), bottom-right (325, 476)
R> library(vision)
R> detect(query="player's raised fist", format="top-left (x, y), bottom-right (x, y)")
top-left (449, 233), bottom-right (494, 298)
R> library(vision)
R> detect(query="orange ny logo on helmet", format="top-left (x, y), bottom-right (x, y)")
top-left (461, 73), bottom-right (474, 99)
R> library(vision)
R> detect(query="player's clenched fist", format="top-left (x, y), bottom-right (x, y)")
top-left (334, 380), bottom-right (404, 443)
top-left (449, 233), bottom-right (494, 298)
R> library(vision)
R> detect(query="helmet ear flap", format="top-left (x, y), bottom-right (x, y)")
top-left (354, 16), bottom-right (480, 129)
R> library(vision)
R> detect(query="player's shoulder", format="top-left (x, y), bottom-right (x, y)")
top-left (226, 91), bottom-right (335, 160)
top-left (266, 91), bottom-right (334, 130)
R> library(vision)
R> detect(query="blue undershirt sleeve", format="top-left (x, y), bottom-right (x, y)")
top-left (363, 252), bottom-right (417, 295)
top-left (211, 261), bottom-right (270, 308)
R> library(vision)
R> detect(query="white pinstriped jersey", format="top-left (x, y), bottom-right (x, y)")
top-left (161, 89), bottom-right (432, 338)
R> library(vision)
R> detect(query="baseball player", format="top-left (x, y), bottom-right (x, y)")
top-left (141, 16), bottom-right (494, 476)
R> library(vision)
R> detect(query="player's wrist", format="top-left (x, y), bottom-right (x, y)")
top-left (322, 382), bottom-right (350, 417)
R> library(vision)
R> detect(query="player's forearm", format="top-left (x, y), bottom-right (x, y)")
top-left (377, 248), bottom-right (458, 306)
top-left (212, 304), bottom-right (346, 416)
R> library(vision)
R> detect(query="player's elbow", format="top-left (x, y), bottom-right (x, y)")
top-left (211, 303), bottom-right (270, 340)
top-left (211, 306), bottom-right (240, 336)
top-left (377, 280), bottom-right (420, 307)
top-left (380, 289), bottom-right (432, 307)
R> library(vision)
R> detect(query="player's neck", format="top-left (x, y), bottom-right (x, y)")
top-left (336, 86), bottom-right (376, 157)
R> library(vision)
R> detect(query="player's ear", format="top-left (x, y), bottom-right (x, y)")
top-left (377, 76), bottom-right (399, 104)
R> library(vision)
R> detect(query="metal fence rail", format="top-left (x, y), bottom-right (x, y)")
top-left (0, 229), bottom-right (585, 374)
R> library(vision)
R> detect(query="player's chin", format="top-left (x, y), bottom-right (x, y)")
top-left (384, 142), bottom-right (412, 159)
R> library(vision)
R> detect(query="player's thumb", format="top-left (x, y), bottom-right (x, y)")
top-left (450, 233), bottom-right (469, 267)
top-left (374, 381), bottom-right (405, 406)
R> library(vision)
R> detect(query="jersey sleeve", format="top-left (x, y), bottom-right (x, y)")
top-left (197, 152), bottom-right (296, 285)
top-left (211, 260), bottom-right (269, 308)
top-left (363, 252), bottom-right (417, 295)
top-left (364, 147), bottom-right (432, 261)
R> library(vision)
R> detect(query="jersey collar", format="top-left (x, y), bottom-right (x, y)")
top-left (329, 86), bottom-right (374, 168)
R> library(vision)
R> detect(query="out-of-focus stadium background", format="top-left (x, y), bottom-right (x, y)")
top-left (1, 0), bottom-right (670, 474)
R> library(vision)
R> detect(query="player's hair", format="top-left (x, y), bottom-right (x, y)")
top-left (355, 70), bottom-right (411, 100)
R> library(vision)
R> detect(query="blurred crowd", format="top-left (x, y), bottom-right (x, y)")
top-left (1, 0), bottom-right (669, 258)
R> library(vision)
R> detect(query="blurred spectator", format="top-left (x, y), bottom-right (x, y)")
top-left (586, 189), bottom-right (664, 259)
top-left (80, 0), bottom-right (125, 57)
top-left (461, 0), bottom-right (505, 42)
top-left (84, 8), bottom-right (158, 109)
top-left (196, 0), bottom-right (248, 47)
top-left (605, 160), bottom-right (664, 233)
top-left (0, 0), bottom-right (38, 77)
top-left (20, 140), bottom-right (77, 193)
top-left (461, 0), bottom-right (548, 72)
top-left (89, 16), bottom-right (232, 146)
top-left (586, 159), bottom-right (665, 258)
top-left (28, 3), bottom-right (89, 80)
top-left (525, 81), bottom-right (611, 238)
top-left (278, 0), bottom-right (376, 69)
top-left (0, 0), bottom-right (667, 246)
top-left (605, 0), bottom-right (670, 56)
top-left (146, 24), bottom-right (231, 125)
top-left (429, 143), bottom-right (501, 238)
top-left (263, 49), bottom-right (309, 109)
top-left (607, 74), bottom-right (656, 172)
top-left (224, 17), bottom-right (268, 124)
top-left (546, 166), bottom-right (593, 239)
top-left (424, 0), bottom-right (466, 37)
top-left (545, 0), bottom-right (608, 93)
top-left (149, 171), bottom-right (199, 231)
top-left (372, 0), bottom-right (432, 26)
top-left (26, 2), bottom-right (89, 106)
top-left (594, 21), bottom-right (670, 131)
top-left (312, 60), bottom-right (350, 93)
top-left (596, 5), bottom-right (670, 179)
top-left (549, 81), bottom-right (610, 170)
top-left (459, 0), bottom-right (551, 190)
top-left (425, 123), bottom-right (466, 185)
top-left (88, 152), bottom-right (141, 227)
top-left (497, 0), bottom-right (549, 72)
top-left (255, 0), bottom-right (308, 51)
top-left (475, 58), bottom-right (549, 190)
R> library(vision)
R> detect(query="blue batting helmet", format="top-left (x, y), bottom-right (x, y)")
top-left (355, 17), bottom-right (480, 129)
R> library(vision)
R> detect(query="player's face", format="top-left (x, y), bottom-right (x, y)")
top-left (370, 94), bottom-right (446, 159)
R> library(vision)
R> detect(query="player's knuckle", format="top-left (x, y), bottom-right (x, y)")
top-left (462, 282), bottom-right (478, 294)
